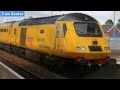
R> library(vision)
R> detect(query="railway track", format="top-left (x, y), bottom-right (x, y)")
top-left (0, 58), bottom-right (41, 79)
top-left (1, 48), bottom-right (120, 79)
top-left (0, 61), bottom-right (24, 79)
top-left (0, 49), bottom-right (66, 79)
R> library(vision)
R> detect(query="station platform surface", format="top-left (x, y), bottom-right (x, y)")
top-left (0, 62), bottom-right (24, 79)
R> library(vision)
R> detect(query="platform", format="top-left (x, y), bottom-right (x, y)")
top-left (0, 62), bottom-right (24, 79)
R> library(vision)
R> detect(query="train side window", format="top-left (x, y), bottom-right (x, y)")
top-left (14, 28), bottom-right (16, 34)
top-left (1, 29), bottom-right (3, 32)
top-left (62, 24), bottom-right (67, 38)
top-left (4, 29), bottom-right (6, 32)
top-left (40, 30), bottom-right (44, 33)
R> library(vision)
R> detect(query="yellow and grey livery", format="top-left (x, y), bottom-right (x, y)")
top-left (0, 13), bottom-right (111, 66)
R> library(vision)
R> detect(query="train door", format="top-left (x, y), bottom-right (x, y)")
top-left (54, 23), bottom-right (61, 51)
top-left (10, 27), bottom-right (17, 44)
top-left (59, 23), bottom-right (67, 53)
top-left (14, 28), bottom-right (17, 43)
top-left (8, 27), bottom-right (12, 44)
top-left (54, 23), bottom-right (67, 53)
top-left (20, 28), bottom-right (27, 46)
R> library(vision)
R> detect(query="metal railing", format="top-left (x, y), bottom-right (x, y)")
top-left (107, 38), bottom-right (120, 50)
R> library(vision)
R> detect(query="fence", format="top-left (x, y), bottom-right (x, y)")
top-left (107, 38), bottom-right (120, 50)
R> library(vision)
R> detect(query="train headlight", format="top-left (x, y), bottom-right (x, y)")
top-left (76, 46), bottom-right (81, 51)
top-left (104, 47), bottom-right (108, 51)
top-left (81, 46), bottom-right (86, 51)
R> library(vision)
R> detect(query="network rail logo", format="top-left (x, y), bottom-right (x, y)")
top-left (0, 11), bottom-right (25, 17)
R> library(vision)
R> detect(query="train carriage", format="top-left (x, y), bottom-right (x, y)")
top-left (0, 13), bottom-right (111, 67)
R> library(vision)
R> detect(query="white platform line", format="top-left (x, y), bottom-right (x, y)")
top-left (0, 62), bottom-right (25, 79)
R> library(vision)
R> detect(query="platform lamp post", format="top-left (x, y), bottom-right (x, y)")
top-left (113, 11), bottom-right (115, 38)
top-left (113, 11), bottom-right (117, 49)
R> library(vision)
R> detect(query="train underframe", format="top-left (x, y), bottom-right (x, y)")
top-left (0, 42), bottom-right (116, 72)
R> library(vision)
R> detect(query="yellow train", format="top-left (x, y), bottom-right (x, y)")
top-left (0, 13), bottom-right (111, 67)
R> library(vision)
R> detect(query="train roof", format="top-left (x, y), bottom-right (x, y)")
top-left (0, 21), bottom-right (16, 26)
top-left (57, 13), bottom-right (98, 22)
top-left (12, 21), bottom-right (22, 26)
top-left (19, 13), bottom-right (98, 26)
top-left (19, 15), bottom-right (62, 26)
top-left (0, 13), bottom-right (98, 26)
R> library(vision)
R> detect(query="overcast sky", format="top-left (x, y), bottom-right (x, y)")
top-left (0, 11), bottom-right (120, 25)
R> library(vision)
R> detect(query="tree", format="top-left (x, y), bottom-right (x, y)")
top-left (116, 19), bottom-right (120, 30)
top-left (105, 19), bottom-right (114, 25)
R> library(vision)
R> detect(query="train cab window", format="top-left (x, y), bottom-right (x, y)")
top-left (74, 22), bottom-right (102, 37)
top-left (56, 23), bottom-right (60, 38)
top-left (40, 30), bottom-right (44, 33)
top-left (62, 24), bottom-right (67, 38)
top-left (14, 29), bottom-right (16, 34)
